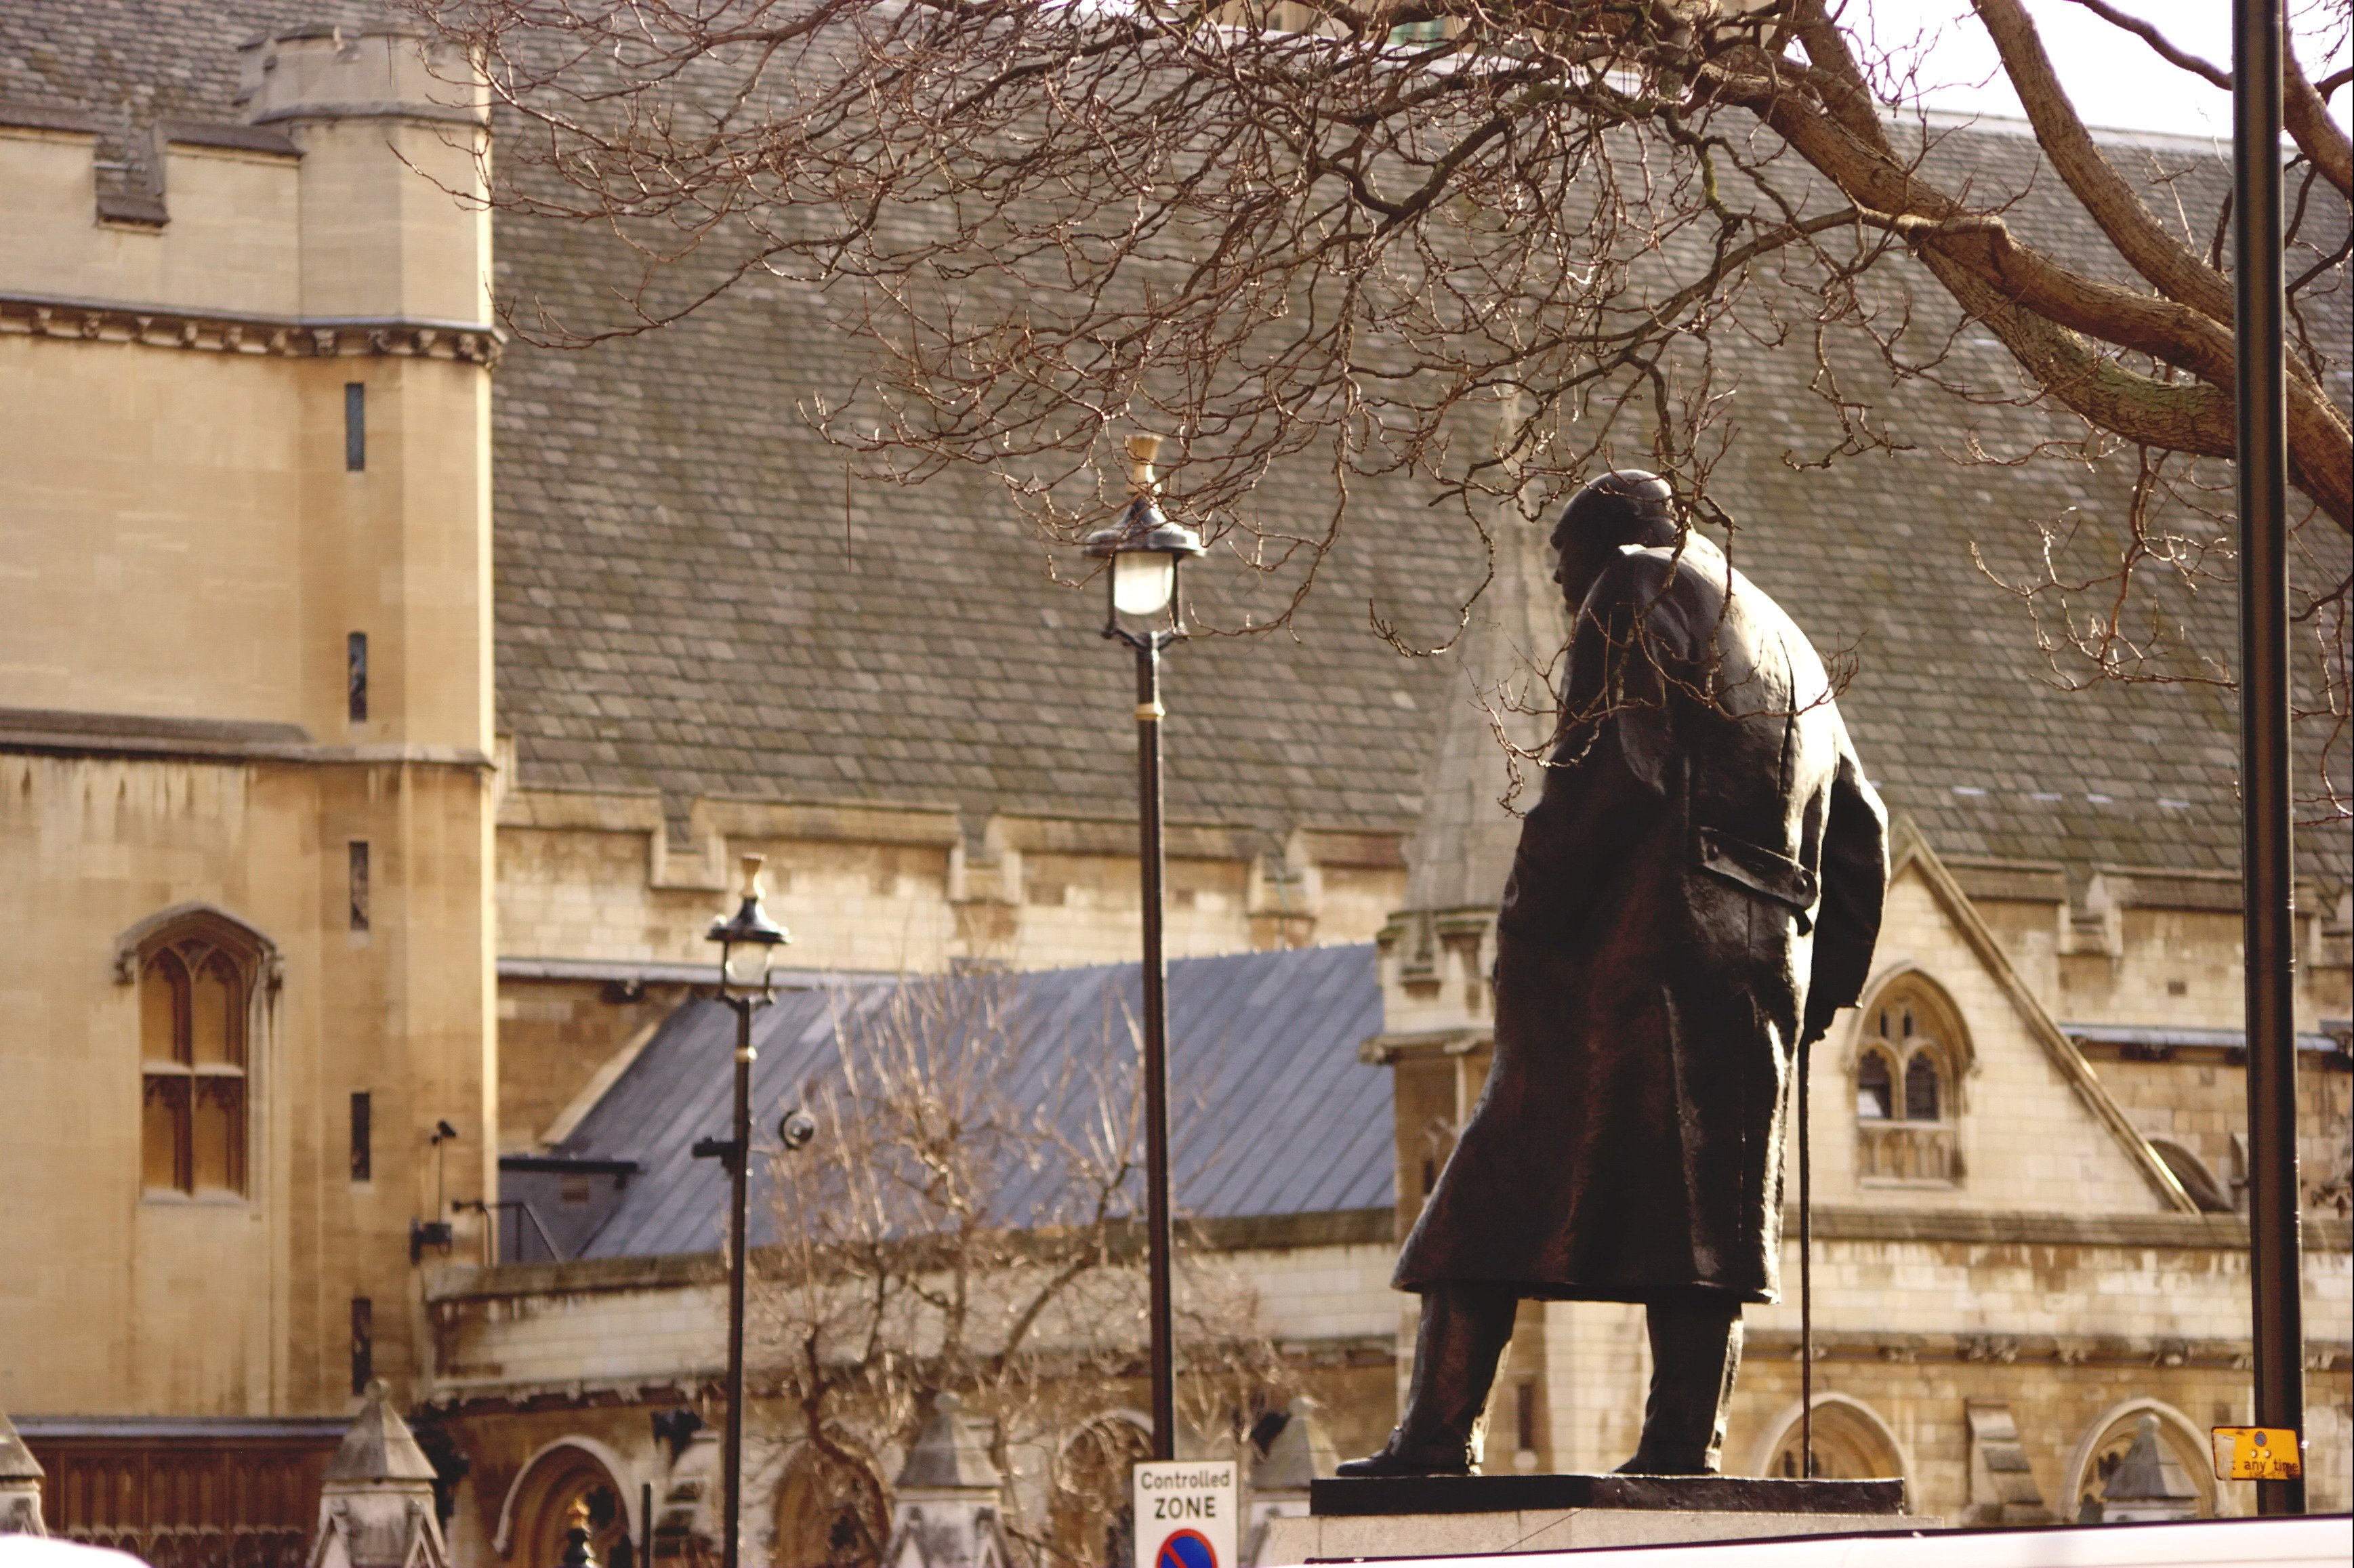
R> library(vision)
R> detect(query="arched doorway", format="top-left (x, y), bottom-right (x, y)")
top-left (1754, 1396), bottom-right (1908, 1488)
top-left (772, 1442), bottom-right (888, 1568)
top-left (505, 1443), bottom-right (634, 1567)
top-left (1048, 1415), bottom-right (1151, 1568)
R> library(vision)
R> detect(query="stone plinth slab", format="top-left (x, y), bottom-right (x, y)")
top-left (1309, 1475), bottom-right (1905, 1517)
top-left (1263, 1475), bottom-right (1926, 1561)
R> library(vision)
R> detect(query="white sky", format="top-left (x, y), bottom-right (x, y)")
top-left (1855, 0), bottom-right (2351, 141)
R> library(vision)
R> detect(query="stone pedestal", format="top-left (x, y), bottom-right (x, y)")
top-left (1260, 1475), bottom-right (1930, 1561)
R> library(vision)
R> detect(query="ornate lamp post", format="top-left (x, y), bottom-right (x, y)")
top-left (1080, 434), bottom-right (1203, 1462)
top-left (697, 854), bottom-right (789, 1568)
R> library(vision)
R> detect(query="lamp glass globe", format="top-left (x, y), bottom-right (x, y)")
top-left (1112, 552), bottom-right (1176, 616)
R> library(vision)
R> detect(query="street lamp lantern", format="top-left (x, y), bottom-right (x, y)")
top-left (1083, 434), bottom-right (1203, 630)
top-left (699, 852), bottom-right (789, 1568)
top-left (707, 853), bottom-right (789, 995)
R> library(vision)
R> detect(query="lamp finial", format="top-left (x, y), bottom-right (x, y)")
top-left (1126, 433), bottom-right (1163, 497)
top-left (738, 854), bottom-right (765, 900)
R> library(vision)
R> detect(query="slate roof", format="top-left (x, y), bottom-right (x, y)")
top-left (5, 3), bottom-right (2346, 892)
top-left (539, 943), bottom-right (1392, 1259)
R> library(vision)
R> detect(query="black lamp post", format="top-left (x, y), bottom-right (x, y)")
top-left (1081, 433), bottom-right (1204, 1462)
top-left (2232, 0), bottom-right (2305, 1517)
top-left (697, 854), bottom-right (789, 1568)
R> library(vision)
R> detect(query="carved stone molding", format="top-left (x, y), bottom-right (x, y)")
top-left (1856, 1121), bottom-right (1961, 1183)
top-left (0, 293), bottom-right (501, 367)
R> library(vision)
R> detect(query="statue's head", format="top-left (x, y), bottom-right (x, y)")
top-left (1550, 470), bottom-right (1677, 607)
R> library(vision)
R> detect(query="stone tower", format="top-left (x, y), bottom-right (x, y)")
top-left (0, 11), bottom-right (497, 1436)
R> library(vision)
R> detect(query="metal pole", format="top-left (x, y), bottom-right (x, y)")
top-left (1798, 1037), bottom-right (1813, 1478)
top-left (722, 1000), bottom-right (756, 1565)
top-left (2233, 0), bottom-right (2305, 1517)
top-left (1136, 632), bottom-right (1177, 1462)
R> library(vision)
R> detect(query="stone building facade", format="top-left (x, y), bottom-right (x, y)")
top-left (409, 511), bottom-right (2348, 1563)
top-left (2, 1), bottom-right (2348, 1563)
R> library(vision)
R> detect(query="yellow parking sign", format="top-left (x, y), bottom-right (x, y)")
top-left (2211, 1425), bottom-right (2303, 1481)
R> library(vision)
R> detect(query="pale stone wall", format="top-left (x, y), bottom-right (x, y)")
top-left (421, 1236), bottom-right (1407, 1563)
top-left (495, 793), bottom-right (1407, 978)
top-left (1958, 874), bottom-right (2349, 1037)
top-left (1733, 1244), bottom-right (2353, 1519)
top-left (434, 1273), bottom-right (728, 1394)
top-left (430, 1239), bottom-right (1398, 1399)
top-left (0, 133), bottom-right (299, 316)
top-left (1823, 861), bottom-right (2176, 1213)
top-left (0, 753), bottom-right (493, 1415)
top-left (1513, 1229), bottom-right (2353, 1516)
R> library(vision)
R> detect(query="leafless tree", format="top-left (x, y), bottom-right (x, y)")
top-left (408, 0), bottom-right (2349, 811)
top-left (751, 975), bottom-right (1289, 1567)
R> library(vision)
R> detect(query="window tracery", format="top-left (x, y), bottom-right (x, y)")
top-left (133, 913), bottom-right (265, 1198)
top-left (1903, 1051), bottom-right (1941, 1122)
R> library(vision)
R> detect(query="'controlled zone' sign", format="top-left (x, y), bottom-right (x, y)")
top-left (1132, 1459), bottom-right (1237, 1568)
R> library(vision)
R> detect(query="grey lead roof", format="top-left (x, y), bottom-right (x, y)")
top-left (550, 943), bottom-right (1392, 1259)
top-left (4, 3), bottom-right (2346, 892)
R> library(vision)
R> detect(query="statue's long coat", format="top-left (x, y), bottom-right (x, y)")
top-left (1395, 540), bottom-right (1888, 1304)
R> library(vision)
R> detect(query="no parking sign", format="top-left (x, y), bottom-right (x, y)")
top-left (1132, 1460), bottom-right (1237, 1568)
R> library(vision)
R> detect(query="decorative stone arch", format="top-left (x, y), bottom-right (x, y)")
top-left (771, 1438), bottom-right (890, 1568)
top-left (114, 902), bottom-right (281, 988)
top-left (1049, 1411), bottom-right (1153, 1568)
top-left (1848, 966), bottom-right (1974, 1101)
top-left (1747, 1394), bottom-right (1913, 1500)
top-left (493, 1437), bottom-right (640, 1563)
top-left (2061, 1399), bottom-right (2227, 1521)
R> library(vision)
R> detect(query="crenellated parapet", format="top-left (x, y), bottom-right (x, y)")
top-left (236, 22), bottom-right (489, 131)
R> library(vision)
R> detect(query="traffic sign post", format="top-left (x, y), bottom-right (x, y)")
top-left (1132, 1460), bottom-right (1237, 1568)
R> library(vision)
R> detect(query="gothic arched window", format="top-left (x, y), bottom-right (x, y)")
top-left (132, 912), bottom-right (266, 1197)
top-left (1853, 976), bottom-right (1969, 1185)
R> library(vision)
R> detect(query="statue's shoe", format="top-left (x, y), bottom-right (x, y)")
top-left (1334, 1430), bottom-right (1474, 1478)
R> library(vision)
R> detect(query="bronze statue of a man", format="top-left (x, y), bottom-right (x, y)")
top-left (1344, 471), bottom-right (1888, 1478)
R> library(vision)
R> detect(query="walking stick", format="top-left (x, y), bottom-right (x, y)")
top-left (1798, 1033), bottom-right (1813, 1478)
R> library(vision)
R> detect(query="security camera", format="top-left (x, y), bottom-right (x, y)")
top-left (778, 1108), bottom-right (818, 1151)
